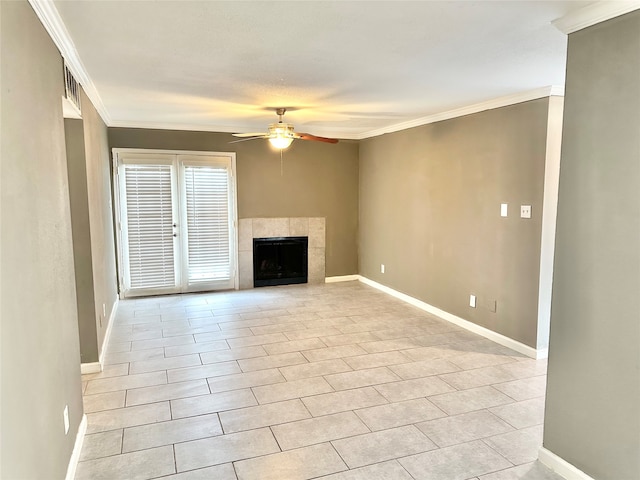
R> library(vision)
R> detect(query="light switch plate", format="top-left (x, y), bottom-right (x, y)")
top-left (63, 405), bottom-right (69, 435)
top-left (500, 203), bottom-right (508, 217)
top-left (469, 294), bottom-right (476, 308)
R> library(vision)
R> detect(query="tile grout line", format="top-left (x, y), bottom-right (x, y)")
top-left (171, 444), bottom-right (177, 476)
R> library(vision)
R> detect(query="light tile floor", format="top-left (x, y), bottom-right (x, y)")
top-left (77, 281), bottom-right (562, 480)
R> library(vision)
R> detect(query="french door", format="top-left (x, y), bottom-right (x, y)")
top-left (113, 149), bottom-right (237, 297)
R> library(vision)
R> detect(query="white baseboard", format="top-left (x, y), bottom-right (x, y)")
top-left (98, 297), bottom-right (119, 367)
top-left (80, 298), bottom-right (119, 375)
top-left (358, 275), bottom-right (541, 359)
top-left (80, 362), bottom-right (101, 374)
top-left (539, 447), bottom-right (595, 480)
top-left (325, 275), bottom-right (360, 283)
top-left (65, 414), bottom-right (87, 480)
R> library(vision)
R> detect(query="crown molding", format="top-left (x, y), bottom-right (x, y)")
top-left (552, 0), bottom-right (640, 34)
top-left (357, 86), bottom-right (562, 140)
top-left (111, 86), bottom-right (563, 141)
top-left (109, 120), bottom-right (252, 135)
top-left (108, 120), bottom-right (364, 140)
top-left (549, 85), bottom-right (565, 96)
top-left (29, 0), bottom-right (111, 124)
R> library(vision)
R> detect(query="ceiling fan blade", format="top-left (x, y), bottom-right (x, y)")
top-left (232, 132), bottom-right (268, 138)
top-left (229, 136), bottom-right (267, 144)
top-left (297, 133), bottom-right (339, 144)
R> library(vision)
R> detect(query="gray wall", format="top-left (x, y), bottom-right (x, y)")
top-left (359, 99), bottom-right (550, 348)
top-left (82, 91), bottom-right (118, 360)
top-left (64, 94), bottom-right (119, 364)
top-left (108, 128), bottom-right (360, 277)
top-left (543, 11), bottom-right (640, 479)
top-left (65, 118), bottom-right (99, 363)
top-left (0, 2), bottom-right (84, 478)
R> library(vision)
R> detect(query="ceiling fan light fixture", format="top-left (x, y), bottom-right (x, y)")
top-left (268, 122), bottom-right (295, 149)
top-left (269, 136), bottom-right (294, 149)
top-left (231, 108), bottom-right (337, 147)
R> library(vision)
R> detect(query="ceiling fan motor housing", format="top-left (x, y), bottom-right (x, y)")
top-left (269, 122), bottom-right (296, 139)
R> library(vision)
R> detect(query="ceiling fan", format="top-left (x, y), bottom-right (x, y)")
top-left (231, 108), bottom-right (339, 149)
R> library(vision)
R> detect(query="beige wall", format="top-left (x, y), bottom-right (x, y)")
top-left (108, 128), bottom-right (360, 277)
top-left (359, 99), bottom-right (550, 348)
top-left (543, 11), bottom-right (640, 479)
top-left (0, 2), bottom-right (83, 477)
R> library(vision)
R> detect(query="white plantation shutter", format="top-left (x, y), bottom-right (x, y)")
top-left (123, 164), bottom-right (176, 289)
top-left (114, 149), bottom-right (237, 297)
top-left (184, 165), bottom-right (231, 284)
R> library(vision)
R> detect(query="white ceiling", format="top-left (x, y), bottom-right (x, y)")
top-left (52, 0), bottom-right (594, 139)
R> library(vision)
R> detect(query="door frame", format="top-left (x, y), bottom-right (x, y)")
top-left (112, 148), bottom-right (239, 298)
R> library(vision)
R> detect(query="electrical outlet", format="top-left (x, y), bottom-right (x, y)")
top-left (469, 294), bottom-right (476, 308)
top-left (486, 299), bottom-right (497, 313)
top-left (521, 205), bottom-right (532, 219)
top-left (380, 264), bottom-right (385, 274)
top-left (63, 405), bottom-right (69, 435)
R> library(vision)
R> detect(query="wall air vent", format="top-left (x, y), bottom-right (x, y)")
top-left (62, 61), bottom-right (82, 118)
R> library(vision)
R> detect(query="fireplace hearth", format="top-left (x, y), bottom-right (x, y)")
top-left (253, 236), bottom-right (308, 287)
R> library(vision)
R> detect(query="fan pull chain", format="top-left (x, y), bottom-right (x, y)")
top-left (280, 149), bottom-right (284, 176)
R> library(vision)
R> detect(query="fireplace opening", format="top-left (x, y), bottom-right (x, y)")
top-left (253, 237), bottom-right (308, 287)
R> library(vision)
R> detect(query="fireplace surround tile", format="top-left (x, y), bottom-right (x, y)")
top-left (239, 219), bottom-right (253, 252)
top-left (238, 252), bottom-right (253, 290)
top-left (290, 218), bottom-right (309, 237)
top-left (253, 217), bottom-right (290, 238)
top-left (238, 218), bottom-right (325, 289)
top-left (309, 218), bottom-right (326, 248)
top-left (308, 248), bottom-right (326, 284)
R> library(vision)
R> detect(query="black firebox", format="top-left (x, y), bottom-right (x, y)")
top-left (253, 237), bottom-right (308, 287)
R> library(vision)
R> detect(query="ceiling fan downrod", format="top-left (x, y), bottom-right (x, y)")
top-left (275, 108), bottom-right (287, 123)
